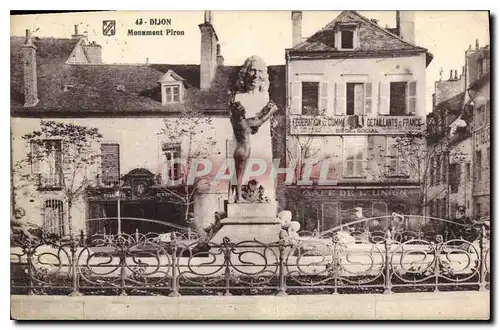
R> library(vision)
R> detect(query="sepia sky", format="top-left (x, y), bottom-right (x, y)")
top-left (10, 10), bottom-right (490, 113)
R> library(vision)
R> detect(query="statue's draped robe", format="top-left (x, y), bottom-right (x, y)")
top-left (233, 90), bottom-right (276, 201)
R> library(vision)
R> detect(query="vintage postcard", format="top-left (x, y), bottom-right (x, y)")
top-left (10, 10), bottom-right (490, 320)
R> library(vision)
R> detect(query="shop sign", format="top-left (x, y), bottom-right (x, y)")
top-left (301, 188), bottom-right (419, 199)
top-left (290, 115), bottom-right (423, 135)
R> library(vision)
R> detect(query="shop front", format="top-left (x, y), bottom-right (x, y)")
top-left (286, 186), bottom-right (421, 232)
top-left (85, 168), bottom-right (192, 237)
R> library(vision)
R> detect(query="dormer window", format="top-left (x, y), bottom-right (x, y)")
top-left (164, 84), bottom-right (181, 103)
top-left (158, 70), bottom-right (185, 105)
top-left (335, 24), bottom-right (359, 50)
top-left (341, 30), bottom-right (354, 49)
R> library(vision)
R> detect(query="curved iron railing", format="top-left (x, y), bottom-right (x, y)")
top-left (10, 215), bottom-right (490, 296)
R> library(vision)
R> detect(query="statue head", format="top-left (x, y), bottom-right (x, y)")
top-left (278, 210), bottom-right (292, 227)
top-left (234, 55), bottom-right (269, 93)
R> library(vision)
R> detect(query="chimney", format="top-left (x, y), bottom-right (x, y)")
top-left (397, 11), bottom-right (415, 44)
top-left (71, 24), bottom-right (84, 39)
top-left (22, 29), bottom-right (39, 107)
top-left (454, 70), bottom-right (458, 80)
top-left (82, 41), bottom-right (102, 64)
top-left (216, 44), bottom-right (224, 66)
top-left (449, 70), bottom-right (453, 80)
top-left (199, 10), bottom-right (218, 90)
top-left (291, 11), bottom-right (302, 47)
top-left (396, 11), bottom-right (401, 35)
top-left (475, 39), bottom-right (479, 50)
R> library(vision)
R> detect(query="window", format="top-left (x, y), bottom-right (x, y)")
top-left (477, 105), bottom-right (486, 126)
top-left (486, 101), bottom-right (490, 124)
top-left (335, 24), bottom-right (357, 50)
top-left (435, 155), bottom-right (441, 185)
top-left (449, 163), bottom-right (460, 193)
top-left (475, 203), bottom-right (481, 218)
top-left (386, 137), bottom-right (408, 177)
top-left (292, 80), bottom-right (328, 116)
top-left (302, 82), bottom-right (319, 115)
top-left (475, 150), bottom-right (482, 182)
top-left (101, 143), bottom-right (120, 186)
top-left (429, 200), bottom-right (435, 218)
top-left (341, 30), bottom-right (354, 49)
top-left (487, 147), bottom-right (490, 172)
top-left (441, 154), bottom-right (448, 185)
top-left (346, 83), bottom-right (364, 115)
top-left (387, 81), bottom-right (416, 116)
top-left (466, 163), bottom-right (471, 182)
top-left (304, 138), bottom-right (322, 160)
top-left (31, 139), bottom-right (63, 189)
top-left (442, 196), bottom-right (448, 219)
top-left (343, 136), bottom-right (366, 177)
top-left (43, 200), bottom-right (65, 236)
top-left (430, 156), bottom-right (435, 186)
top-left (162, 143), bottom-right (183, 182)
top-left (164, 85), bottom-right (181, 103)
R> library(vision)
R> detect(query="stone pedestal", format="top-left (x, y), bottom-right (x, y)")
top-left (210, 201), bottom-right (281, 244)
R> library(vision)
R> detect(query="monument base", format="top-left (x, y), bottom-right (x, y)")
top-left (210, 201), bottom-right (282, 245)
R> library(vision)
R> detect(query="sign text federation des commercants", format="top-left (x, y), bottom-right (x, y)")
top-left (290, 115), bottom-right (424, 135)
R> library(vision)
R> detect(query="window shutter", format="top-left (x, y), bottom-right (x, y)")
top-left (334, 83), bottom-right (346, 115)
top-left (408, 81), bottom-right (417, 114)
top-left (101, 143), bottom-right (120, 185)
top-left (378, 82), bottom-right (390, 115)
top-left (290, 81), bottom-right (301, 115)
top-left (319, 81), bottom-right (328, 115)
top-left (364, 83), bottom-right (372, 114)
top-left (30, 141), bottom-right (41, 174)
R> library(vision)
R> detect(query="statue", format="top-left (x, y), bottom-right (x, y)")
top-left (11, 207), bottom-right (37, 241)
top-left (229, 55), bottom-right (280, 203)
top-left (278, 210), bottom-right (301, 244)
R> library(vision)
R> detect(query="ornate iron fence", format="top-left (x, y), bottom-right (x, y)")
top-left (11, 216), bottom-right (490, 296)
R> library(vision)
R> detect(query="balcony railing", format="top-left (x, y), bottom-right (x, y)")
top-left (37, 172), bottom-right (63, 190)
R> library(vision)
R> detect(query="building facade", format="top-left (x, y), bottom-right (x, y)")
top-left (10, 12), bottom-right (286, 236)
top-left (426, 41), bottom-right (490, 220)
top-left (468, 45), bottom-right (491, 218)
top-left (283, 11), bottom-right (433, 232)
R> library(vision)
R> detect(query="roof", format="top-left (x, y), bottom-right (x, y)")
top-left (287, 11), bottom-right (433, 66)
top-left (435, 91), bottom-right (466, 113)
top-left (10, 36), bottom-right (286, 116)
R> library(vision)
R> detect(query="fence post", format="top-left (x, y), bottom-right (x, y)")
top-left (24, 243), bottom-right (35, 296)
top-left (168, 238), bottom-right (181, 297)
top-left (222, 237), bottom-right (233, 296)
top-left (433, 235), bottom-right (443, 292)
top-left (383, 228), bottom-right (393, 294)
top-left (479, 225), bottom-right (488, 291)
top-left (68, 235), bottom-right (82, 296)
top-left (276, 240), bottom-right (287, 296)
top-left (119, 242), bottom-right (127, 296)
top-left (332, 234), bottom-right (340, 294)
